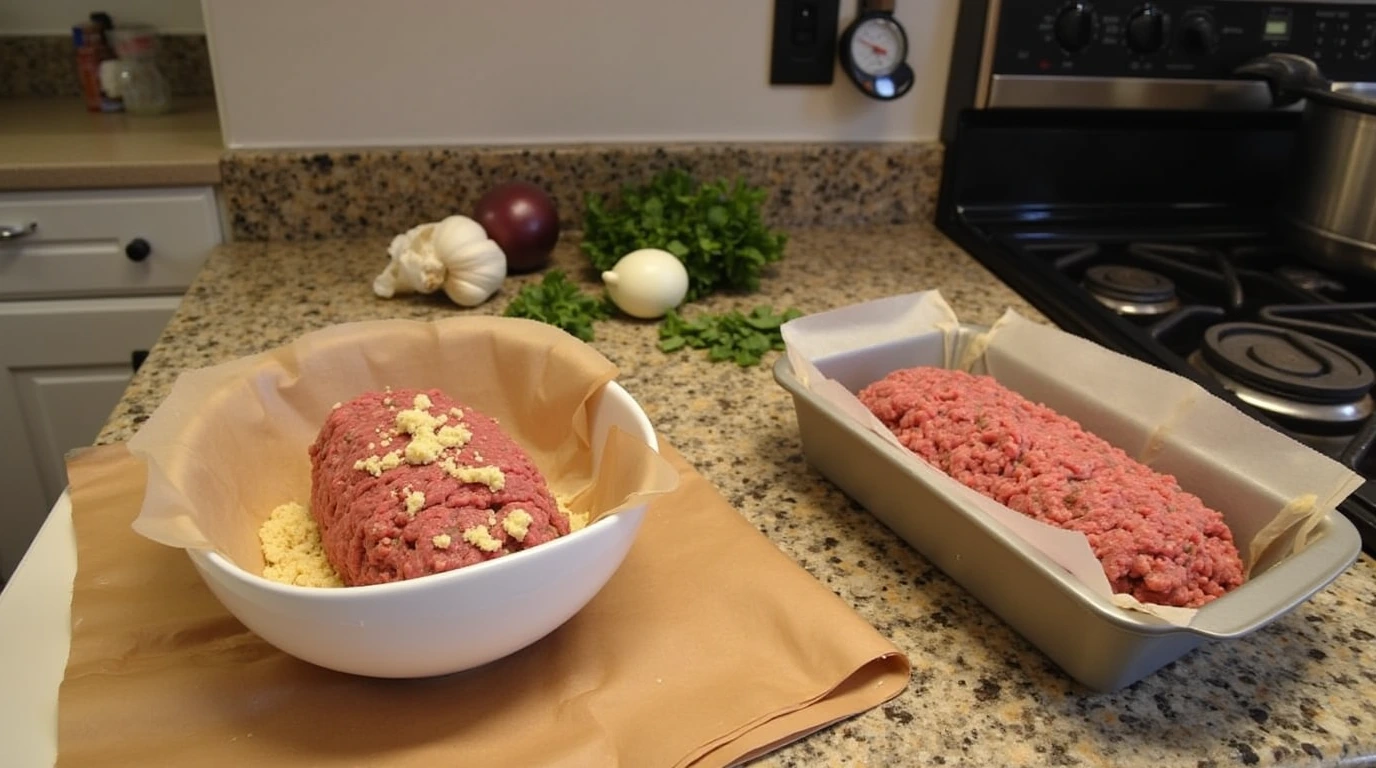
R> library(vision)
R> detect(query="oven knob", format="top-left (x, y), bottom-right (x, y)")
top-left (1179, 12), bottom-right (1219, 55)
top-left (1126, 6), bottom-right (1167, 54)
top-left (1054, 2), bottom-right (1096, 53)
top-left (1357, 25), bottom-right (1375, 60)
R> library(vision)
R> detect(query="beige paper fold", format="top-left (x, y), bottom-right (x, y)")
top-left (124, 316), bottom-right (673, 574)
top-left (781, 290), bottom-right (1366, 627)
top-left (58, 440), bottom-right (911, 768)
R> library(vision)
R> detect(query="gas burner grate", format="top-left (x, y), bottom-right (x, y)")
top-left (1127, 243), bottom-right (1244, 311)
top-left (1258, 302), bottom-right (1376, 353)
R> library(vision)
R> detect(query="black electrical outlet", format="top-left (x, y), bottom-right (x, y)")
top-left (770, 0), bottom-right (839, 85)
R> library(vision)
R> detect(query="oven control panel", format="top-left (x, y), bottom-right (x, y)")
top-left (992, 1), bottom-right (1376, 81)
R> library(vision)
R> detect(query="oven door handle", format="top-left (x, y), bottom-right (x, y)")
top-left (0, 222), bottom-right (38, 240)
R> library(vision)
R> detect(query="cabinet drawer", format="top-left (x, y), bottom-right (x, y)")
top-left (0, 187), bottom-right (223, 300)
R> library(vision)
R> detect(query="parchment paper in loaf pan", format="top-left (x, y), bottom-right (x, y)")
top-left (779, 290), bottom-right (1365, 628)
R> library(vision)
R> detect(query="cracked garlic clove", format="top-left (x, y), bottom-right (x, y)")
top-left (373, 223), bottom-right (445, 298)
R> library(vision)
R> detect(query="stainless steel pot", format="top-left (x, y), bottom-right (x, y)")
top-left (1236, 54), bottom-right (1376, 278)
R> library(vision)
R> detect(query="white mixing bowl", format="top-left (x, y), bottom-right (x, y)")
top-left (187, 381), bottom-right (656, 678)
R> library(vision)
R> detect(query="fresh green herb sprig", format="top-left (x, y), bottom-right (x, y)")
top-left (502, 270), bottom-right (611, 342)
top-left (581, 169), bottom-right (789, 302)
top-left (659, 305), bottom-right (803, 367)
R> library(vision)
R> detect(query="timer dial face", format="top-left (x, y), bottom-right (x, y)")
top-left (848, 17), bottom-right (906, 76)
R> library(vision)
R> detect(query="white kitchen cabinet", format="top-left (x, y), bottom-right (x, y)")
top-left (0, 297), bottom-right (182, 576)
top-left (0, 186), bottom-right (222, 580)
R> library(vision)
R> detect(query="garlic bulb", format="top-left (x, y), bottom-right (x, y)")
top-left (373, 215), bottom-right (507, 307)
top-left (433, 215), bottom-right (487, 258)
top-left (440, 236), bottom-right (507, 307)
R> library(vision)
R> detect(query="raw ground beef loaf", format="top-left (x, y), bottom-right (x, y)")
top-left (857, 367), bottom-right (1245, 608)
top-left (308, 387), bottom-right (568, 586)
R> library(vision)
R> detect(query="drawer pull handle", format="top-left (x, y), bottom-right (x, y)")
top-left (125, 238), bottom-right (152, 262)
top-left (0, 222), bottom-right (37, 240)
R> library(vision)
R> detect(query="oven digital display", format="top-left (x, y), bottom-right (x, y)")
top-left (1263, 16), bottom-right (1291, 40)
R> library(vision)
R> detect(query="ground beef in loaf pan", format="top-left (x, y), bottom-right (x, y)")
top-left (857, 366), bottom-right (1245, 608)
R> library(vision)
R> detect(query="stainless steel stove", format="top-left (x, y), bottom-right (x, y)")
top-left (935, 0), bottom-right (1376, 552)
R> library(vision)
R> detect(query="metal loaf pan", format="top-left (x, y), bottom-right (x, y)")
top-left (772, 324), bottom-right (1362, 692)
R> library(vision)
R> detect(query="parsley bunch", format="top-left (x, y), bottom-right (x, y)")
top-left (658, 305), bottom-right (803, 367)
top-left (502, 270), bottom-right (610, 342)
top-left (581, 170), bottom-right (789, 302)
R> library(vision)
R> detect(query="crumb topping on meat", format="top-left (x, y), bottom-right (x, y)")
top-left (404, 488), bottom-right (425, 516)
top-left (462, 525), bottom-right (503, 553)
top-left (305, 387), bottom-right (569, 585)
top-left (502, 509), bottom-right (534, 541)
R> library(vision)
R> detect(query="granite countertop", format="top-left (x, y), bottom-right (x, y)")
top-left (97, 225), bottom-right (1376, 767)
top-left (0, 97), bottom-right (222, 191)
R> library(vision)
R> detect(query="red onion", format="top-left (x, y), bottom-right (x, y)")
top-left (472, 181), bottom-right (560, 273)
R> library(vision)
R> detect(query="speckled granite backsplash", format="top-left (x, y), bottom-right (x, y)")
top-left (219, 142), bottom-right (944, 241)
top-left (0, 34), bottom-right (214, 98)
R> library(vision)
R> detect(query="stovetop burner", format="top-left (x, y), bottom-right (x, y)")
top-left (1082, 265), bottom-right (1181, 316)
top-left (1191, 322), bottom-right (1375, 430)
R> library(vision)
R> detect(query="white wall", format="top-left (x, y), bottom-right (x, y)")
top-left (204, 0), bottom-right (959, 149)
top-left (0, 0), bottom-right (203, 35)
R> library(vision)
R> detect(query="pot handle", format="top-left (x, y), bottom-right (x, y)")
top-left (1234, 53), bottom-right (1333, 108)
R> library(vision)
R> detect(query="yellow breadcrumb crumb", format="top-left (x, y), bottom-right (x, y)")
top-left (432, 533), bottom-right (452, 549)
top-left (404, 432), bottom-right (444, 465)
top-left (502, 509), bottom-right (534, 541)
top-left (404, 489), bottom-right (425, 516)
top-left (258, 502), bottom-right (343, 588)
top-left (556, 494), bottom-right (589, 532)
top-left (413, 393), bottom-right (432, 409)
top-left (440, 458), bottom-right (505, 491)
top-left (436, 424), bottom-right (471, 448)
top-left (392, 396), bottom-right (472, 464)
top-left (354, 450), bottom-right (402, 477)
top-left (462, 525), bottom-right (502, 552)
top-left (395, 405), bottom-right (439, 436)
